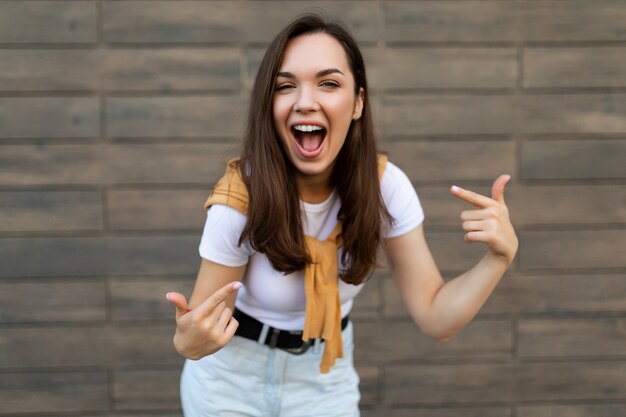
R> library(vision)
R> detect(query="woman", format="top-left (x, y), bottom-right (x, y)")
top-left (166, 13), bottom-right (518, 417)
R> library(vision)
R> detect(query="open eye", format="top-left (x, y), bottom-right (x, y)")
top-left (320, 81), bottom-right (340, 88)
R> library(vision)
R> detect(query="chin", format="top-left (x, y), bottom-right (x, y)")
top-left (291, 159), bottom-right (330, 177)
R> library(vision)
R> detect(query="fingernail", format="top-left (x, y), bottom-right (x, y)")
top-left (165, 292), bottom-right (172, 300)
top-left (451, 185), bottom-right (460, 193)
top-left (233, 282), bottom-right (243, 290)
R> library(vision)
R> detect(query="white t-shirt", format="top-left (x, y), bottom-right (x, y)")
top-left (199, 161), bottom-right (424, 330)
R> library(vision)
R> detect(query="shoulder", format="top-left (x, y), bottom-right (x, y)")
top-left (379, 160), bottom-right (425, 239)
top-left (199, 204), bottom-right (254, 266)
top-left (380, 160), bottom-right (413, 196)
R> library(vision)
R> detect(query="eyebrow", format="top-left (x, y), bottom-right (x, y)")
top-left (276, 68), bottom-right (344, 79)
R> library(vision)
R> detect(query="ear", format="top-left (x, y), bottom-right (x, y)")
top-left (353, 87), bottom-right (365, 120)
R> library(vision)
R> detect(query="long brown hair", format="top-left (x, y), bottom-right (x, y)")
top-left (237, 13), bottom-right (391, 285)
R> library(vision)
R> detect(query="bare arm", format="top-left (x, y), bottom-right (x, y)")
top-left (382, 175), bottom-right (518, 341)
top-left (166, 258), bottom-right (247, 359)
top-left (188, 258), bottom-right (246, 311)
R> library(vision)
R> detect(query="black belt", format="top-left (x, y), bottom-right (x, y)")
top-left (233, 308), bottom-right (349, 355)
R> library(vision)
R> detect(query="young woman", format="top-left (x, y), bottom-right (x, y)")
top-left (166, 13), bottom-right (518, 417)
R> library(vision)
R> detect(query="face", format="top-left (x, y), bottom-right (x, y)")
top-left (272, 32), bottom-right (364, 181)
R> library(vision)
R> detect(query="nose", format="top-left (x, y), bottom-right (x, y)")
top-left (293, 85), bottom-right (320, 113)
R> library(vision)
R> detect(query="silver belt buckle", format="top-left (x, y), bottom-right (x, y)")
top-left (283, 339), bottom-right (313, 355)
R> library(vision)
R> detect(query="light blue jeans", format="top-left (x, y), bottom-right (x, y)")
top-left (180, 321), bottom-right (360, 417)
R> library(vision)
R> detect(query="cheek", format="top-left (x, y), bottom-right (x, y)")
top-left (327, 95), bottom-right (356, 126)
top-left (272, 98), bottom-right (289, 132)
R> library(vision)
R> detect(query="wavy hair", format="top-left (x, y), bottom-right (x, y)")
top-left (236, 13), bottom-right (391, 284)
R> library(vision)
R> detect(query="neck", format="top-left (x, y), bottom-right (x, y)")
top-left (296, 169), bottom-right (334, 204)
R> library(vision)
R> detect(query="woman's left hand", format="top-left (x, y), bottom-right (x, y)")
top-left (450, 175), bottom-right (519, 265)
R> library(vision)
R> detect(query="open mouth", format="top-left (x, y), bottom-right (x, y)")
top-left (290, 125), bottom-right (327, 157)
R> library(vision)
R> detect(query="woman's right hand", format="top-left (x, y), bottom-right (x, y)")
top-left (166, 281), bottom-right (242, 360)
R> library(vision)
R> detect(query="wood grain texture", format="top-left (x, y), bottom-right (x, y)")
top-left (354, 319), bottom-right (511, 361)
top-left (0, 97), bottom-right (99, 139)
top-left (383, 95), bottom-right (626, 136)
top-left (0, 281), bottom-right (106, 323)
top-left (0, 48), bottom-right (240, 92)
top-left (113, 368), bottom-right (182, 410)
top-left (1, 0), bottom-right (625, 414)
top-left (521, 140), bottom-right (626, 179)
top-left (518, 318), bottom-right (626, 357)
top-left (525, 47), bottom-right (626, 88)
top-left (107, 189), bottom-right (208, 230)
top-left (0, 191), bottom-right (103, 232)
top-left (0, 371), bottom-right (107, 413)
top-left (0, 1), bottom-right (97, 44)
top-left (386, 1), bottom-right (626, 43)
top-left (385, 362), bottom-right (626, 404)
top-left (103, 1), bottom-right (380, 44)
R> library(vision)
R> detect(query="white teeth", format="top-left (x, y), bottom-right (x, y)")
top-left (294, 125), bottom-right (323, 132)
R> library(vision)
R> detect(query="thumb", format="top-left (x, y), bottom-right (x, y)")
top-left (491, 174), bottom-right (511, 204)
top-left (166, 292), bottom-right (191, 320)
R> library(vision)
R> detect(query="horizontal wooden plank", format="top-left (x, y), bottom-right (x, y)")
top-left (0, 191), bottom-right (103, 232)
top-left (106, 143), bottom-right (238, 184)
top-left (385, 141), bottom-right (515, 182)
top-left (107, 235), bottom-right (200, 276)
top-left (519, 404), bottom-right (626, 417)
top-left (482, 273), bottom-right (626, 315)
top-left (108, 189), bottom-right (207, 230)
top-left (0, 50), bottom-right (95, 91)
top-left (0, 143), bottom-right (238, 186)
top-left (0, 371), bottom-right (107, 413)
top-left (0, 324), bottom-right (181, 368)
top-left (0, 1), bottom-right (96, 44)
top-left (109, 325), bottom-right (181, 366)
top-left (0, 48), bottom-right (240, 92)
top-left (0, 281), bottom-right (106, 323)
top-left (525, 47), bottom-right (626, 89)
top-left (0, 327), bottom-right (107, 368)
top-left (110, 277), bottom-right (194, 321)
top-left (354, 319), bottom-right (511, 361)
top-left (0, 144), bottom-right (103, 186)
top-left (0, 237), bottom-right (107, 278)
top-left (101, 48), bottom-right (240, 92)
top-left (386, 2), bottom-right (517, 43)
top-left (385, 271), bottom-right (626, 318)
top-left (103, 1), bottom-right (380, 44)
top-left (518, 318), bottom-right (626, 357)
top-left (383, 95), bottom-right (626, 136)
top-left (0, 235), bottom-right (199, 278)
top-left (365, 47), bottom-right (517, 90)
top-left (105, 96), bottom-right (246, 139)
top-left (385, 361), bottom-right (626, 404)
top-left (386, 1), bottom-right (626, 43)
top-left (113, 368), bottom-right (181, 410)
top-left (521, 139), bottom-right (626, 179)
top-left (0, 97), bottom-right (99, 139)
top-left (520, 230), bottom-right (626, 270)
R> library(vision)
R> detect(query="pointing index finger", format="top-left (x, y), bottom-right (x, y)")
top-left (450, 185), bottom-right (497, 208)
top-left (196, 281), bottom-right (242, 317)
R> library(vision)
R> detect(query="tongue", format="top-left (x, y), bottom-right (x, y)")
top-left (299, 132), bottom-right (324, 151)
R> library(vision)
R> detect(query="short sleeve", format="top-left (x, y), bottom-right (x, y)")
top-left (380, 162), bottom-right (425, 239)
top-left (198, 204), bottom-right (254, 267)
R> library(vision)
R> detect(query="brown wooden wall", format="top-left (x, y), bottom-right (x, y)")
top-left (1, 1), bottom-right (625, 415)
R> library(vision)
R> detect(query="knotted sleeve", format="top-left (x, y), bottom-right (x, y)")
top-left (204, 159), bottom-right (249, 216)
